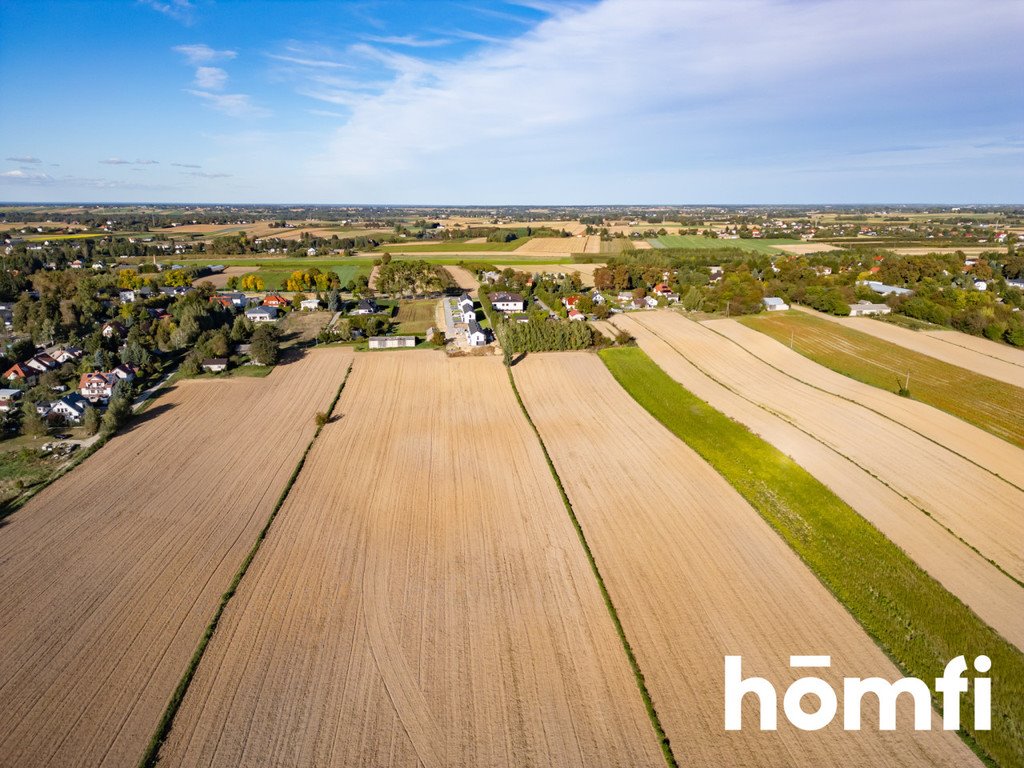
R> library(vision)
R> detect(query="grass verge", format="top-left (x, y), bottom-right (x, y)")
top-left (740, 311), bottom-right (1024, 448)
top-left (600, 345), bottom-right (1023, 768)
top-left (138, 361), bottom-right (354, 768)
top-left (504, 362), bottom-right (678, 768)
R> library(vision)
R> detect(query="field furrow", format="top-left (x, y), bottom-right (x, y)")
top-left (514, 352), bottom-right (977, 766)
top-left (159, 352), bottom-right (661, 767)
top-left (0, 348), bottom-right (352, 767)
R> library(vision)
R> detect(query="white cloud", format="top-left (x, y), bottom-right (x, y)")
top-left (194, 66), bottom-right (228, 90)
top-left (361, 34), bottom-right (453, 48)
top-left (99, 158), bottom-right (132, 165)
top-left (5, 156), bottom-right (41, 164)
top-left (140, 0), bottom-right (194, 24)
top-left (184, 171), bottom-right (232, 178)
top-left (310, 0), bottom-right (1021, 201)
top-left (186, 90), bottom-right (271, 118)
top-left (1, 169), bottom-right (54, 183)
top-left (171, 162), bottom-right (202, 168)
top-left (173, 43), bottom-right (236, 65)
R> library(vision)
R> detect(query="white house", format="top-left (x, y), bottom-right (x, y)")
top-left (368, 335), bottom-right (417, 349)
top-left (859, 280), bottom-right (913, 297)
top-left (762, 297), bottom-right (790, 311)
top-left (300, 298), bottom-right (321, 311)
top-left (0, 388), bottom-right (21, 412)
top-left (568, 309), bottom-right (586, 321)
top-left (245, 306), bottom-right (278, 323)
top-left (458, 294), bottom-right (474, 314)
top-left (490, 292), bottom-right (525, 313)
top-left (49, 393), bottom-right (88, 423)
top-left (466, 320), bottom-right (488, 346)
top-left (973, 280), bottom-right (988, 291)
top-left (351, 299), bottom-right (378, 315)
top-left (849, 301), bottom-right (891, 317)
top-left (461, 308), bottom-right (476, 323)
top-left (201, 358), bottom-right (229, 372)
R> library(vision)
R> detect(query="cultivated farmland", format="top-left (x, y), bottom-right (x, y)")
top-left (514, 352), bottom-right (977, 767)
top-left (620, 311), bottom-right (1024, 582)
top-left (158, 352), bottom-right (661, 767)
top-left (443, 265), bottom-right (480, 295)
top-left (614, 314), bottom-right (1024, 650)
top-left (0, 348), bottom-right (351, 767)
top-left (790, 307), bottom-right (1024, 388)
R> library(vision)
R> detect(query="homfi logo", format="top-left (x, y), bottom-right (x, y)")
top-left (724, 655), bottom-right (991, 731)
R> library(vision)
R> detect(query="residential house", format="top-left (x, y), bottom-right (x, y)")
top-left (245, 306), bottom-right (278, 323)
top-left (262, 293), bottom-right (289, 308)
top-left (458, 294), bottom-right (475, 314)
top-left (201, 358), bottom-right (229, 373)
top-left (368, 336), bottom-right (417, 349)
top-left (4, 363), bottom-right (37, 384)
top-left (859, 280), bottom-right (913, 297)
top-left (351, 298), bottom-right (378, 315)
top-left (568, 309), bottom-right (585, 321)
top-left (300, 298), bottom-right (321, 311)
top-left (591, 292), bottom-right (606, 305)
top-left (79, 372), bottom-right (117, 402)
top-left (848, 301), bottom-right (891, 317)
top-left (25, 353), bottom-right (59, 374)
top-left (102, 320), bottom-right (127, 339)
top-left (652, 282), bottom-right (672, 296)
top-left (616, 291), bottom-right (634, 304)
top-left (562, 295), bottom-right (581, 310)
top-left (643, 296), bottom-right (659, 309)
top-left (762, 297), bottom-right (790, 311)
top-left (49, 346), bottom-right (83, 364)
top-left (491, 292), bottom-right (525, 312)
top-left (0, 388), bottom-right (21, 412)
top-left (49, 393), bottom-right (88, 423)
top-left (466, 320), bottom-right (488, 346)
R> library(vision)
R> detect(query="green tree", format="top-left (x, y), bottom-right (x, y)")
top-left (250, 325), bottom-right (280, 366)
top-left (82, 405), bottom-right (101, 436)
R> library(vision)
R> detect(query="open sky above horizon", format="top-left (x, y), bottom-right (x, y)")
top-left (0, 0), bottom-right (1021, 205)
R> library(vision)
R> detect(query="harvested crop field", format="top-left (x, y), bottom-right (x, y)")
top-left (394, 299), bottom-right (437, 334)
top-left (511, 236), bottom-right (589, 255)
top-left (772, 242), bottom-right (846, 254)
top-left (443, 265), bottom-right (480, 295)
top-left (922, 329), bottom-right (1024, 369)
top-left (159, 352), bottom-right (661, 768)
top-left (792, 306), bottom-right (1024, 387)
top-left (621, 311), bottom-right (1024, 582)
top-left (747, 310), bottom-right (1024, 445)
top-left (191, 265), bottom-right (250, 288)
top-left (0, 348), bottom-right (351, 767)
top-left (614, 314), bottom-right (1024, 650)
top-left (514, 352), bottom-right (976, 766)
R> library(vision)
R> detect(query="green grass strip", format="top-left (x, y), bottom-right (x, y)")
top-left (599, 346), bottom-right (1023, 768)
top-left (138, 361), bottom-right (353, 768)
top-left (740, 311), bottom-right (1024, 449)
top-left (504, 363), bottom-right (679, 768)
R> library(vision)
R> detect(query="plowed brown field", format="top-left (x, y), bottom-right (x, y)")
top-left (614, 314), bottom-right (1024, 650)
top-left (618, 312), bottom-right (1024, 583)
top-left (444, 265), bottom-right (480, 296)
top-left (514, 352), bottom-right (977, 766)
top-left (793, 306), bottom-right (1024, 387)
top-left (0, 347), bottom-right (351, 767)
top-left (159, 352), bottom-right (661, 767)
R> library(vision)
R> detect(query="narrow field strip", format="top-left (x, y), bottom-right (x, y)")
top-left (0, 348), bottom-right (353, 768)
top-left (515, 352), bottom-right (978, 767)
top-left (707, 318), bottom-right (1024, 492)
top-left (600, 346), bottom-right (1024, 768)
top-left (617, 313), bottom-right (1024, 648)
top-left (625, 312), bottom-right (1024, 583)
top-left (503, 364), bottom-right (678, 768)
top-left (743, 311), bottom-right (1024, 443)
top-left (141, 361), bottom-right (354, 767)
top-left (157, 352), bottom-right (661, 767)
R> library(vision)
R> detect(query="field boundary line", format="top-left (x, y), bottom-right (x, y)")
top-left (599, 345), bottom-right (1024, 768)
top-left (138, 360), bottom-right (354, 768)
top-left (722, 317), bottom-right (1024, 492)
top-left (504, 362), bottom-right (679, 768)
top-left (633, 314), bottom-right (1024, 591)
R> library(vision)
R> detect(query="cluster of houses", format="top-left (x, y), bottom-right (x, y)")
top-left (456, 294), bottom-right (488, 347)
top-left (3, 346), bottom-right (84, 385)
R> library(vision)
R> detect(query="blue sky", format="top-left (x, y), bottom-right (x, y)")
top-left (0, 0), bottom-right (1021, 204)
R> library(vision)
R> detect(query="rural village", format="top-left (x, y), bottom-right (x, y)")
top-left (0, 203), bottom-right (1022, 767)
